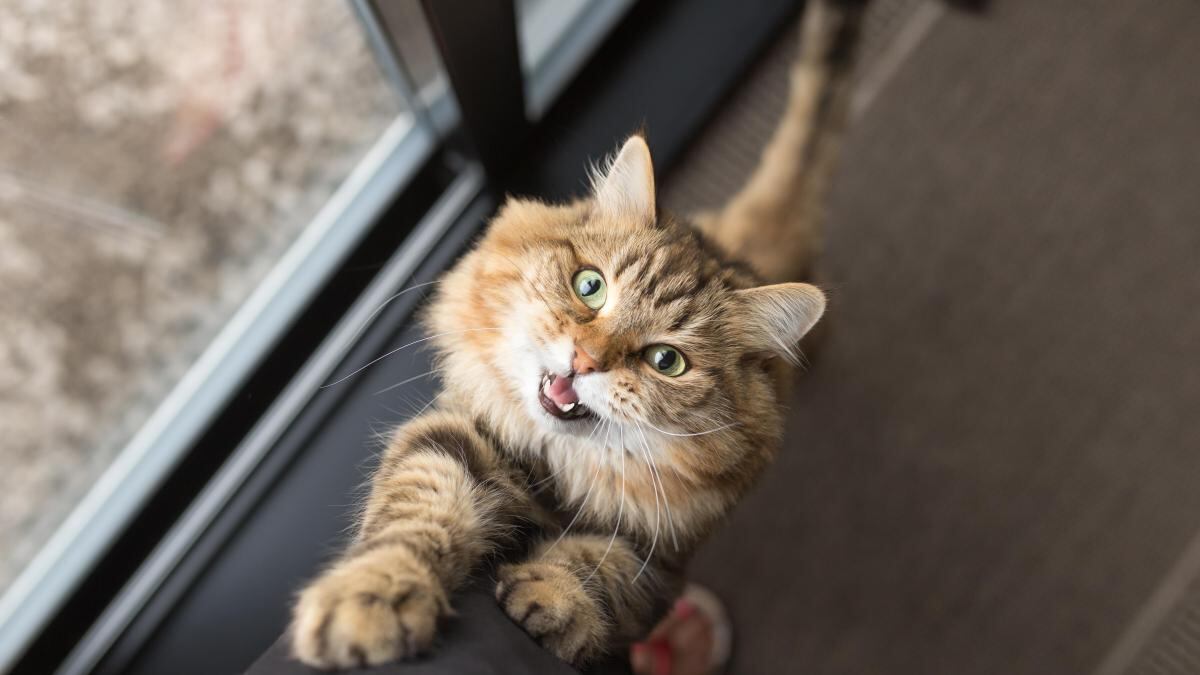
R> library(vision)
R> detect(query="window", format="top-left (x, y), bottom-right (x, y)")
top-left (516, 0), bottom-right (638, 118)
top-left (0, 0), bottom-right (441, 666)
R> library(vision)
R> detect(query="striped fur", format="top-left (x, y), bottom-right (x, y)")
top-left (290, 0), bottom-right (865, 668)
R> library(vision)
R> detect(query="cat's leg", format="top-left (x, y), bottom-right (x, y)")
top-left (291, 412), bottom-right (527, 669)
top-left (495, 534), bottom-right (679, 666)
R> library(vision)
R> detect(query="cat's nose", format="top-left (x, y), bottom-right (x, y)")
top-left (571, 347), bottom-right (603, 375)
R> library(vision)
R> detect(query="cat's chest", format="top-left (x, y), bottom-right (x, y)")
top-left (499, 451), bottom-right (607, 534)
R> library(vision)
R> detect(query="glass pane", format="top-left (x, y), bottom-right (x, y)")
top-left (0, 1), bottom-right (402, 594)
top-left (516, 0), bottom-right (594, 73)
top-left (515, 0), bottom-right (638, 117)
top-left (372, 0), bottom-right (457, 131)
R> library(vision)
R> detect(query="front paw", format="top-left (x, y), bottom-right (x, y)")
top-left (496, 562), bottom-right (607, 665)
top-left (291, 559), bottom-right (448, 669)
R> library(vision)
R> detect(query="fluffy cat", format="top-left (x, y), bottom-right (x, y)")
top-left (290, 0), bottom-right (864, 668)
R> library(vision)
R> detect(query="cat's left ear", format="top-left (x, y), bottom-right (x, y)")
top-left (734, 283), bottom-right (826, 363)
top-left (592, 134), bottom-right (656, 225)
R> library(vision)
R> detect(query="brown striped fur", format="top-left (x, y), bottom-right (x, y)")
top-left (291, 0), bottom-right (865, 668)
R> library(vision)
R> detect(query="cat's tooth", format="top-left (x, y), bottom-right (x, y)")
top-left (560, 401), bottom-right (576, 413)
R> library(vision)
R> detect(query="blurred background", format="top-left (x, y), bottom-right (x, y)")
top-left (2, 0), bottom-right (1199, 674)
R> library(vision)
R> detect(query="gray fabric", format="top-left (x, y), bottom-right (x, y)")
top-left (665, 0), bottom-right (1200, 673)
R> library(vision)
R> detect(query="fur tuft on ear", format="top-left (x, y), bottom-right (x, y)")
top-left (734, 283), bottom-right (826, 364)
top-left (590, 135), bottom-right (656, 225)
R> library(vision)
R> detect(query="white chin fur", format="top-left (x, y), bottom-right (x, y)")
top-left (570, 374), bottom-right (612, 419)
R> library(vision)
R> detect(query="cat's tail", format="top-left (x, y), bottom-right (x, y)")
top-left (700, 0), bottom-right (867, 285)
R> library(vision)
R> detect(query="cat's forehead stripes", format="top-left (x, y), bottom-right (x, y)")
top-left (489, 200), bottom-right (760, 359)
top-left (592, 221), bottom-right (742, 336)
top-left (541, 237), bottom-right (580, 259)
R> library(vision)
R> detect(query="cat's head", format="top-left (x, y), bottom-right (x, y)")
top-left (429, 135), bottom-right (824, 491)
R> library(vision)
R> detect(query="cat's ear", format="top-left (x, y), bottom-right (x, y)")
top-left (734, 283), bottom-right (826, 363)
top-left (591, 134), bottom-right (656, 225)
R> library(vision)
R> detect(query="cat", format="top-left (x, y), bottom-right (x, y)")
top-left (290, 0), bottom-right (865, 668)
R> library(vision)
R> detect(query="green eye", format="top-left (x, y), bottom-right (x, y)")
top-left (572, 269), bottom-right (607, 310)
top-left (643, 344), bottom-right (687, 377)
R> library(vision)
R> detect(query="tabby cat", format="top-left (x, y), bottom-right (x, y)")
top-left (291, 0), bottom-right (864, 668)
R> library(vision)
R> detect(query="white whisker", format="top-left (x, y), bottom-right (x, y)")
top-left (546, 420), bottom-right (610, 555)
top-left (322, 327), bottom-right (503, 389)
top-left (347, 280), bottom-right (440, 346)
top-left (631, 422), bottom-right (662, 581)
top-left (372, 369), bottom-right (437, 396)
top-left (584, 426), bottom-right (626, 586)
top-left (642, 419), bottom-right (741, 438)
top-left (415, 390), bottom-right (445, 416)
top-left (634, 422), bottom-right (679, 552)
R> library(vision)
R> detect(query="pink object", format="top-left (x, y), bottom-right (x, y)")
top-left (673, 598), bottom-right (696, 620)
top-left (546, 375), bottom-right (579, 406)
top-left (650, 638), bottom-right (673, 675)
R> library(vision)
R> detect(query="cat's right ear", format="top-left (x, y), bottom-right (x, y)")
top-left (591, 135), bottom-right (656, 226)
top-left (733, 282), bottom-right (826, 364)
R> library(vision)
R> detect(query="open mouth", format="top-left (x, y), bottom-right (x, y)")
top-left (538, 372), bottom-right (594, 421)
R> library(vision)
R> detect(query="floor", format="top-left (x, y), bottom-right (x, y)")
top-left (662, 1), bottom-right (1200, 673)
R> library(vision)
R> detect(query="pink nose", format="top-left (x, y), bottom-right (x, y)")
top-left (572, 348), bottom-right (602, 375)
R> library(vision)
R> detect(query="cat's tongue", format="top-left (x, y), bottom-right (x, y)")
top-left (546, 374), bottom-right (579, 407)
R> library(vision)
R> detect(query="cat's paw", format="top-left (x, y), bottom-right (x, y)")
top-left (496, 561), bottom-right (607, 665)
top-left (291, 560), bottom-right (448, 669)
